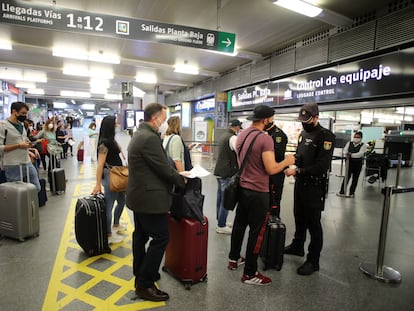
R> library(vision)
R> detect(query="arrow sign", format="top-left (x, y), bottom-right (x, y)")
top-left (217, 32), bottom-right (236, 53)
top-left (0, 0), bottom-right (237, 54)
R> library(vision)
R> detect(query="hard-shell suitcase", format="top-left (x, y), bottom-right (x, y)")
top-left (77, 149), bottom-right (84, 162)
top-left (38, 178), bottom-right (47, 207)
top-left (75, 194), bottom-right (111, 256)
top-left (49, 155), bottom-right (66, 194)
top-left (0, 165), bottom-right (40, 241)
top-left (260, 214), bottom-right (286, 271)
top-left (163, 215), bottom-right (208, 289)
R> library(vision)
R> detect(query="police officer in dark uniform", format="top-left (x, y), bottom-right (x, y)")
top-left (284, 102), bottom-right (335, 275)
top-left (265, 122), bottom-right (288, 218)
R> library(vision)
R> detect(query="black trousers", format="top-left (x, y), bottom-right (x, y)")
top-left (269, 173), bottom-right (285, 217)
top-left (133, 212), bottom-right (169, 288)
top-left (340, 159), bottom-right (363, 195)
top-left (291, 180), bottom-right (323, 265)
top-left (229, 188), bottom-right (269, 276)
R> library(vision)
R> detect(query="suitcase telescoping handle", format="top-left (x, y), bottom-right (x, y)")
top-left (19, 163), bottom-right (31, 183)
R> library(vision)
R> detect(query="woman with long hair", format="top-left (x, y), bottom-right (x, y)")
top-left (162, 116), bottom-right (185, 172)
top-left (91, 116), bottom-right (126, 244)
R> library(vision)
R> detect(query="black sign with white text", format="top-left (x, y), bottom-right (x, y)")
top-left (0, 0), bottom-right (236, 52)
top-left (231, 47), bottom-right (414, 110)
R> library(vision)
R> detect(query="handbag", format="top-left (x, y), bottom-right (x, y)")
top-left (223, 131), bottom-right (263, 211)
top-left (108, 165), bottom-right (129, 192)
top-left (170, 177), bottom-right (205, 224)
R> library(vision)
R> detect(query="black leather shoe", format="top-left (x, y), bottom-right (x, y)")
top-left (297, 262), bottom-right (319, 276)
top-left (135, 285), bottom-right (169, 302)
top-left (284, 244), bottom-right (305, 257)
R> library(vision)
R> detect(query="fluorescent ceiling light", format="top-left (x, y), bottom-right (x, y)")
top-left (60, 90), bottom-right (91, 98)
top-left (133, 86), bottom-right (146, 98)
top-left (53, 102), bottom-right (68, 108)
top-left (23, 70), bottom-right (47, 83)
top-left (27, 88), bottom-right (44, 95)
top-left (135, 73), bottom-right (157, 84)
top-left (174, 64), bottom-right (199, 75)
top-left (90, 78), bottom-right (110, 89)
top-left (81, 104), bottom-right (95, 110)
top-left (90, 88), bottom-right (108, 94)
top-left (105, 94), bottom-right (122, 100)
top-left (0, 67), bottom-right (22, 80)
top-left (273, 0), bottom-right (322, 17)
top-left (0, 40), bottom-right (12, 50)
top-left (16, 82), bottom-right (36, 89)
top-left (63, 64), bottom-right (113, 79)
top-left (53, 47), bottom-right (120, 64)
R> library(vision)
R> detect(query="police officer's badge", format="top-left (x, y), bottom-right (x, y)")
top-left (323, 141), bottom-right (332, 150)
top-left (276, 137), bottom-right (282, 143)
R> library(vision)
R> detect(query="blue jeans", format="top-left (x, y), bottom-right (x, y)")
top-left (216, 177), bottom-right (231, 227)
top-left (102, 168), bottom-right (126, 234)
top-left (4, 163), bottom-right (41, 192)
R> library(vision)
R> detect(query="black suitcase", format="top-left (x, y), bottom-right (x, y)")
top-left (38, 178), bottom-right (47, 207)
top-left (75, 194), bottom-right (111, 256)
top-left (49, 155), bottom-right (66, 194)
top-left (260, 214), bottom-right (286, 271)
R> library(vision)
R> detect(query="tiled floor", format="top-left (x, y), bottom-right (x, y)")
top-left (1, 129), bottom-right (413, 311)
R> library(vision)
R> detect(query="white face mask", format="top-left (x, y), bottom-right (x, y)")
top-left (28, 126), bottom-right (33, 131)
top-left (48, 124), bottom-right (54, 129)
top-left (353, 138), bottom-right (361, 144)
top-left (158, 120), bottom-right (168, 134)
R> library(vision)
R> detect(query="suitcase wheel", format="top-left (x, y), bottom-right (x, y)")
top-left (162, 266), bottom-right (168, 272)
top-left (184, 283), bottom-right (191, 290)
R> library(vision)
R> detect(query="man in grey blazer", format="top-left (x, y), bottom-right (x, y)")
top-left (127, 103), bottom-right (186, 302)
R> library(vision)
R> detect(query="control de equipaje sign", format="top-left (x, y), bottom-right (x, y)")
top-left (230, 47), bottom-right (414, 110)
top-left (0, 0), bottom-right (236, 53)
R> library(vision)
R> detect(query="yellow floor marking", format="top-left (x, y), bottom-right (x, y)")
top-left (42, 164), bottom-right (166, 311)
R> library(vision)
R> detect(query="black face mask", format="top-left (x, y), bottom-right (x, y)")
top-left (17, 115), bottom-right (27, 122)
top-left (264, 122), bottom-right (274, 131)
top-left (302, 122), bottom-right (316, 132)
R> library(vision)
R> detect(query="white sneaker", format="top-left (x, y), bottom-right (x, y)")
top-left (112, 224), bottom-right (127, 232)
top-left (226, 222), bottom-right (233, 228)
top-left (216, 226), bottom-right (232, 234)
top-left (108, 234), bottom-right (124, 244)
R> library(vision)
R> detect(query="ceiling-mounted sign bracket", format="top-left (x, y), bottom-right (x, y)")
top-left (0, 0), bottom-right (236, 53)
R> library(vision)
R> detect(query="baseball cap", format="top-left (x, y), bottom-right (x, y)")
top-left (229, 119), bottom-right (243, 127)
top-left (247, 105), bottom-right (275, 121)
top-left (298, 103), bottom-right (319, 122)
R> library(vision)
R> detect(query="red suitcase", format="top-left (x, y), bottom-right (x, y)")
top-left (163, 215), bottom-right (208, 289)
top-left (77, 149), bottom-right (84, 162)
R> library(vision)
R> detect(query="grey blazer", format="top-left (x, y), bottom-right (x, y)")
top-left (126, 123), bottom-right (185, 214)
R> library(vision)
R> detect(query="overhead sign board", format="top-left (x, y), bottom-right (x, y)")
top-left (230, 47), bottom-right (414, 110)
top-left (0, 0), bottom-right (236, 53)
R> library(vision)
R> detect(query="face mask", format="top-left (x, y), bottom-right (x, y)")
top-left (264, 122), bottom-right (274, 131)
top-left (302, 122), bottom-right (315, 132)
top-left (17, 115), bottom-right (27, 122)
top-left (28, 126), bottom-right (33, 131)
top-left (115, 127), bottom-right (121, 134)
top-left (48, 124), bottom-right (54, 129)
top-left (158, 120), bottom-right (168, 134)
top-left (353, 138), bottom-right (361, 144)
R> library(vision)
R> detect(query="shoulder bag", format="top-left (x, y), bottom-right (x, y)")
top-left (106, 164), bottom-right (129, 193)
top-left (223, 130), bottom-right (262, 211)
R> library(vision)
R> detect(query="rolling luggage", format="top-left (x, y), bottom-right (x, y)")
top-left (77, 148), bottom-right (84, 162)
top-left (38, 178), bottom-right (47, 207)
top-left (0, 165), bottom-right (40, 241)
top-left (49, 155), bottom-right (66, 194)
top-left (163, 215), bottom-right (208, 289)
top-left (260, 214), bottom-right (286, 271)
top-left (75, 194), bottom-right (111, 256)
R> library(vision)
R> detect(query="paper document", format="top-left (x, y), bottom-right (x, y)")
top-left (180, 164), bottom-right (210, 178)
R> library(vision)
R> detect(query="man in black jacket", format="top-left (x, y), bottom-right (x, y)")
top-left (127, 103), bottom-right (186, 302)
top-left (214, 119), bottom-right (242, 234)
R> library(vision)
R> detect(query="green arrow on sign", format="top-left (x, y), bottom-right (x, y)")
top-left (217, 31), bottom-right (236, 53)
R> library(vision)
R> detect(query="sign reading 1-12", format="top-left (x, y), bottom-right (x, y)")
top-left (66, 13), bottom-right (103, 31)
